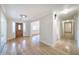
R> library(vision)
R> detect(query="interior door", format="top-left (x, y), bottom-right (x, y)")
top-left (16, 23), bottom-right (23, 38)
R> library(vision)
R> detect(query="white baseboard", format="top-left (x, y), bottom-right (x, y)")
top-left (51, 39), bottom-right (61, 47)
top-left (40, 40), bottom-right (60, 48)
top-left (40, 40), bottom-right (52, 47)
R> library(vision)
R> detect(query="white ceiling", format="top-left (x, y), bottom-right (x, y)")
top-left (59, 8), bottom-right (78, 20)
top-left (2, 4), bottom-right (79, 21)
top-left (2, 4), bottom-right (64, 20)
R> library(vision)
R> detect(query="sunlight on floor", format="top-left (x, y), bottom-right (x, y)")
top-left (32, 35), bottom-right (40, 44)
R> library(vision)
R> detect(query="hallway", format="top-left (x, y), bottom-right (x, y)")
top-left (1, 4), bottom-right (79, 55)
top-left (1, 35), bottom-right (78, 55)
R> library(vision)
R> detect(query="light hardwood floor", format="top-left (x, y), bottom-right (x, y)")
top-left (1, 35), bottom-right (79, 55)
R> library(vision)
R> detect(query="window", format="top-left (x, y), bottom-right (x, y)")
top-left (18, 24), bottom-right (21, 30)
top-left (12, 22), bottom-right (15, 33)
top-left (32, 21), bottom-right (39, 31)
top-left (33, 26), bottom-right (37, 30)
top-left (23, 23), bottom-right (26, 32)
top-left (31, 21), bottom-right (40, 35)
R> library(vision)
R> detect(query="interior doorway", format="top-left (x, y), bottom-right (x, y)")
top-left (61, 20), bottom-right (74, 39)
top-left (16, 23), bottom-right (23, 38)
top-left (31, 21), bottom-right (40, 44)
top-left (31, 21), bottom-right (40, 36)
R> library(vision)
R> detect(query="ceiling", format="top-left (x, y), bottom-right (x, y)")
top-left (2, 4), bottom-right (64, 20)
top-left (59, 8), bottom-right (78, 20)
top-left (2, 4), bottom-right (79, 21)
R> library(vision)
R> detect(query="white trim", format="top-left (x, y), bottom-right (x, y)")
top-left (40, 40), bottom-right (52, 47)
top-left (51, 39), bottom-right (61, 47)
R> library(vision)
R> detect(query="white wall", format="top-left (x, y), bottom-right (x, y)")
top-left (24, 21), bottom-right (31, 36)
top-left (76, 12), bottom-right (79, 48)
top-left (52, 13), bottom-right (60, 46)
top-left (0, 6), bottom-right (15, 40)
top-left (40, 14), bottom-right (54, 46)
top-left (7, 17), bottom-right (15, 40)
top-left (0, 6), bottom-right (7, 40)
top-left (0, 6), bottom-right (1, 45)
top-left (0, 5), bottom-right (7, 53)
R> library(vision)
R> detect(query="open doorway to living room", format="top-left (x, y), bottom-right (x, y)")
top-left (31, 21), bottom-right (40, 36)
top-left (31, 21), bottom-right (40, 45)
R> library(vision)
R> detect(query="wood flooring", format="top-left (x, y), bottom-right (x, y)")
top-left (1, 35), bottom-right (79, 55)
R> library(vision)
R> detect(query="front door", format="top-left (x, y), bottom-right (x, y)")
top-left (16, 23), bottom-right (23, 38)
